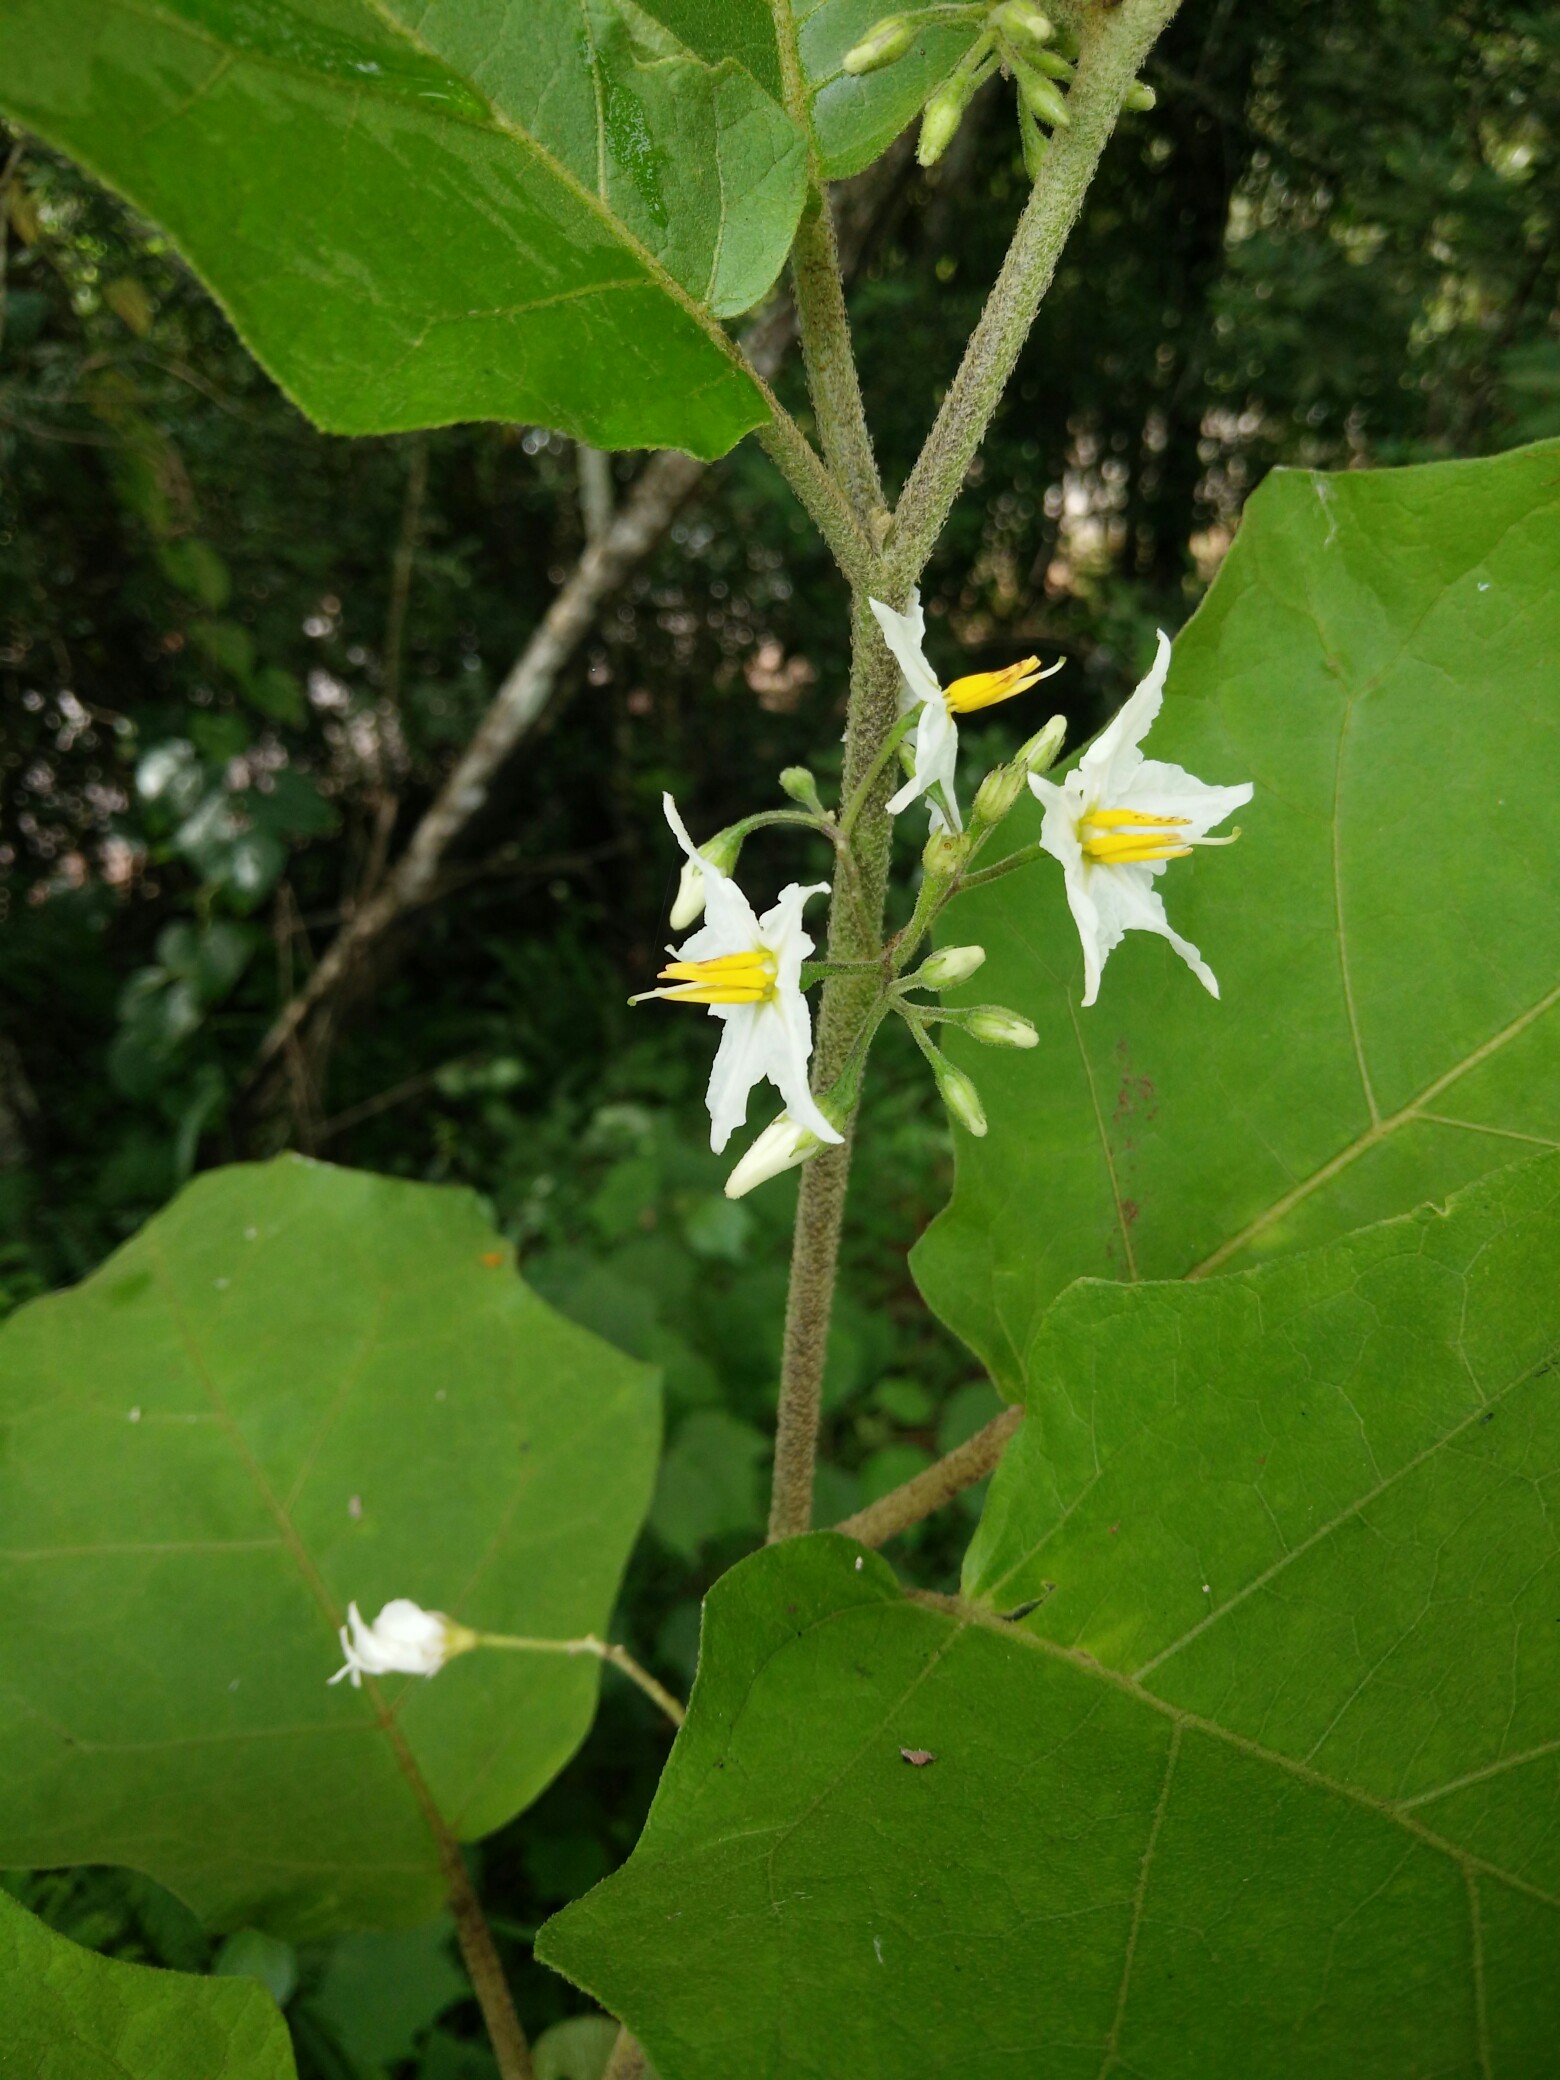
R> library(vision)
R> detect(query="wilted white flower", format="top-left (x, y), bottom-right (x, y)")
top-left (1030, 630), bottom-right (1252, 1006)
top-left (329, 1599), bottom-right (476, 1688)
top-left (633, 796), bottom-right (842, 1156)
top-left (870, 592), bottom-right (1062, 833)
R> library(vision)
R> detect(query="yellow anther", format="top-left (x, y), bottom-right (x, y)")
top-left (1082, 808), bottom-right (1188, 831)
top-left (633, 947), bottom-right (778, 1007)
top-left (1082, 833), bottom-right (1194, 864)
top-left (944, 656), bottom-right (1046, 714)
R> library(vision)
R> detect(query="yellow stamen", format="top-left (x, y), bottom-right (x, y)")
top-left (631, 947), bottom-right (777, 1008)
top-left (944, 656), bottom-right (1045, 715)
top-left (1080, 806), bottom-right (1243, 867)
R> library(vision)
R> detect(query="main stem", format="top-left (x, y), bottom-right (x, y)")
top-left (442, 1842), bottom-right (535, 2080)
top-left (768, 593), bottom-right (900, 1540)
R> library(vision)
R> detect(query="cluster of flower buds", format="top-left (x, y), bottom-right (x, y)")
top-left (842, 2), bottom-right (1156, 179)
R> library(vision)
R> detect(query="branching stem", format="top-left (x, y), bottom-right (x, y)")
top-left (478, 1634), bottom-right (685, 1730)
top-left (833, 1406), bottom-right (1024, 1546)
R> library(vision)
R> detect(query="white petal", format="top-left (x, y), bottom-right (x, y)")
top-left (1033, 773), bottom-right (1084, 872)
top-left (1080, 628), bottom-right (1172, 799)
top-left (1122, 761), bottom-right (1252, 836)
top-left (705, 1007), bottom-right (769, 1153)
top-left (662, 792), bottom-right (703, 867)
top-left (1062, 858), bottom-right (1109, 1008)
top-left (757, 882), bottom-right (826, 992)
top-left (869, 592), bottom-right (943, 709)
top-left (1094, 859), bottom-right (1221, 999)
top-left (768, 992), bottom-right (842, 1145)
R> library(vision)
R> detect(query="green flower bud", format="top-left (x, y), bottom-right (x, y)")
top-left (1027, 48), bottom-right (1075, 80)
top-left (1020, 102), bottom-right (1049, 181)
top-left (991, 1), bottom-right (1054, 53)
top-left (922, 826), bottom-right (972, 879)
top-left (843, 14), bottom-right (917, 76)
top-left (1123, 78), bottom-right (1157, 111)
top-left (935, 1058), bottom-right (988, 1137)
top-left (972, 761), bottom-right (1025, 827)
top-left (916, 944), bottom-right (987, 990)
top-left (778, 765), bottom-right (827, 815)
top-left (1020, 712), bottom-right (1067, 776)
top-left (1015, 61), bottom-right (1070, 128)
top-left (964, 1006), bottom-right (1039, 1049)
top-left (918, 81), bottom-right (968, 168)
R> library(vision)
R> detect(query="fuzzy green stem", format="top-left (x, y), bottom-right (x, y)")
top-left (768, 596), bottom-right (903, 1541)
top-left (957, 837), bottom-right (1047, 890)
top-left (886, 0), bottom-right (1183, 589)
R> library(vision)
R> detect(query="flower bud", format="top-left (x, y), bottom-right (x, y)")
top-left (916, 943), bottom-right (986, 990)
top-left (723, 1113), bottom-right (820, 1199)
top-left (843, 14), bottom-right (916, 76)
top-left (1020, 106), bottom-right (1049, 181)
top-left (1123, 79), bottom-right (1157, 111)
top-left (964, 1006), bottom-right (1039, 1049)
top-left (917, 81), bottom-right (968, 168)
top-left (922, 826), bottom-right (971, 879)
top-left (668, 824), bottom-right (745, 929)
top-left (778, 765), bottom-right (827, 815)
top-left (1015, 62), bottom-right (1070, 128)
top-left (972, 761), bottom-right (1025, 827)
top-left (1020, 712), bottom-right (1067, 776)
top-left (991, 1), bottom-right (1054, 51)
top-left (934, 1058), bottom-right (988, 1137)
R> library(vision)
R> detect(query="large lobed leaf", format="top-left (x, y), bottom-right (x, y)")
top-left (916, 439), bottom-right (1560, 1391)
top-left (0, 1158), bottom-right (659, 1939)
top-left (0, 1887), bottom-right (298, 2079)
top-left (539, 1156), bottom-right (1560, 2075)
top-left (0, 0), bottom-right (806, 454)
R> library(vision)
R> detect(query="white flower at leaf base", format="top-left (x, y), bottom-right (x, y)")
top-left (1030, 629), bottom-right (1252, 1007)
top-left (869, 591), bottom-right (1063, 832)
top-left (633, 796), bottom-right (843, 1156)
top-left (329, 1598), bottom-right (477, 1688)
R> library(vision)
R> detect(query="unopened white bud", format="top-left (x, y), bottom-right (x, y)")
top-left (918, 81), bottom-right (968, 167)
top-left (964, 1006), bottom-right (1039, 1049)
top-left (329, 1599), bottom-right (477, 1689)
top-left (843, 14), bottom-right (916, 76)
top-left (1020, 712), bottom-right (1067, 775)
top-left (972, 761), bottom-right (1025, 827)
top-left (668, 825), bottom-right (745, 929)
top-left (935, 1060), bottom-right (988, 1137)
top-left (724, 1113), bottom-right (820, 1199)
top-left (917, 944), bottom-right (986, 990)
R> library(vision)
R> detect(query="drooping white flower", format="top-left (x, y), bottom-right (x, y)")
top-left (633, 796), bottom-right (843, 1156)
top-left (869, 592), bottom-right (1062, 833)
top-left (1030, 630), bottom-right (1252, 1007)
top-left (329, 1599), bottom-right (476, 1688)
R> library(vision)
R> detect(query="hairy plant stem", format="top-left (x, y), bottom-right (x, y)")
top-left (886, 0), bottom-right (1184, 589)
top-left (477, 1633), bottom-right (685, 1730)
top-left (768, 594), bottom-right (901, 1541)
top-left (442, 1845), bottom-right (535, 2080)
top-left (834, 1406), bottom-right (1024, 1546)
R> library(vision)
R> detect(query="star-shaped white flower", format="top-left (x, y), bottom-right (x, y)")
top-left (633, 796), bottom-right (843, 1156)
top-left (329, 1598), bottom-right (476, 1688)
top-left (1030, 629), bottom-right (1252, 1007)
top-left (870, 591), bottom-right (1061, 833)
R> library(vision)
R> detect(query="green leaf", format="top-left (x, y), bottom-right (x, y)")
top-left (159, 537), bottom-right (232, 610)
top-left (648, 1409), bottom-right (768, 1560)
top-left (305, 1917), bottom-right (466, 2068)
top-left (244, 667), bottom-right (309, 729)
top-left (191, 616), bottom-right (257, 685)
top-left (0, 1157), bottom-right (659, 1938)
top-left (0, 0), bottom-right (804, 456)
top-left (0, 1887), bottom-right (297, 2079)
top-left (916, 440), bottom-right (1560, 1390)
top-left (541, 1162), bottom-right (1560, 2072)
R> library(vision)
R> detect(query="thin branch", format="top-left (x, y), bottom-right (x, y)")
top-left (577, 442), bottom-right (615, 543)
top-left (442, 1842), bottom-right (536, 2080)
top-left (477, 1632), bottom-right (685, 1730)
top-left (833, 1407), bottom-right (1024, 1547)
top-left (887, 0), bottom-right (1184, 589)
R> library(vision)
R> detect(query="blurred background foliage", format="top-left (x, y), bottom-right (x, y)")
top-left (2, 0), bottom-right (1558, 2071)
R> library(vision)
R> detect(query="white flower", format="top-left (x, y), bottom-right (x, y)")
top-left (329, 1598), bottom-right (475, 1688)
top-left (633, 796), bottom-right (843, 1156)
top-left (669, 855), bottom-right (708, 931)
top-left (869, 592), bottom-right (1062, 833)
top-left (1030, 629), bottom-right (1252, 1007)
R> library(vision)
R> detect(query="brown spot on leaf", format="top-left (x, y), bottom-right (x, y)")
top-left (900, 1748), bottom-right (936, 1767)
